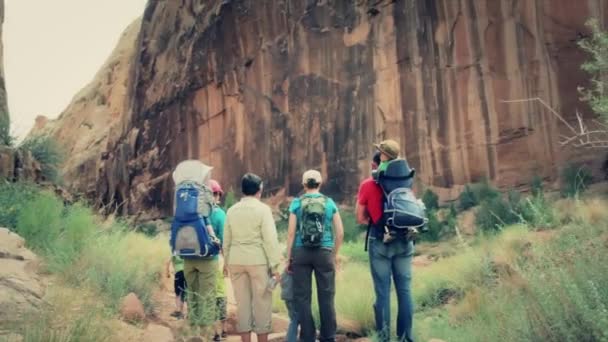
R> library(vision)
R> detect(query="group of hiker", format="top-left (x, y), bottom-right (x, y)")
top-left (169, 139), bottom-right (424, 342)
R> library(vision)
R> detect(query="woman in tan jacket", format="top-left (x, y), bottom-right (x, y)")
top-left (223, 173), bottom-right (281, 342)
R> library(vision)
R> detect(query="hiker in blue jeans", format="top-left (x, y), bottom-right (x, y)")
top-left (357, 142), bottom-right (415, 342)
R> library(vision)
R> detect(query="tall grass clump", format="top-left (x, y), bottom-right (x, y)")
top-left (0, 181), bottom-right (39, 228)
top-left (415, 199), bottom-right (608, 342)
top-left (560, 164), bottom-right (593, 198)
top-left (422, 189), bottom-right (439, 210)
top-left (12, 190), bottom-right (166, 314)
top-left (19, 134), bottom-right (64, 183)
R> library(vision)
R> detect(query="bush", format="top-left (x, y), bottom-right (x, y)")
top-left (11, 189), bottom-right (165, 314)
top-left (530, 175), bottom-right (544, 197)
top-left (578, 19), bottom-right (608, 122)
top-left (415, 211), bottom-right (608, 342)
top-left (223, 190), bottom-right (236, 210)
top-left (19, 135), bottom-right (64, 183)
top-left (459, 185), bottom-right (477, 210)
top-left (136, 222), bottom-right (159, 237)
top-left (475, 196), bottom-right (519, 233)
top-left (0, 182), bottom-right (39, 228)
top-left (422, 189), bottom-right (440, 210)
top-left (560, 164), bottom-right (593, 198)
top-left (341, 209), bottom-right (364, 243)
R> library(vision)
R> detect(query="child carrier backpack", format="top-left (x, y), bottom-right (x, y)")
top-left (298, 195), bottom-right (328, 248)
top-left (170, 160), bottom-right (219, 258)
top-left (377, 159), bottom-right (427, 233)
top-left (170, 218), bottom-right (220, 258)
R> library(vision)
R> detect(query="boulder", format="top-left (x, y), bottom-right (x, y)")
top-left (0, 228), bottom-right (46, 327)
top-left (120, 292), bottom-right (146, 323)
top-left (142, 323), bottom-right (173, 342)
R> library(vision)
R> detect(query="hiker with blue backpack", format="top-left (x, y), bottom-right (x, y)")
top-left (356, 140), bottom-right (427, 342)
top-left (223, 173), bottom-right (282, 342)
top-left (285, 170), bottom-right (345, 342)
top-left (170, 160), bottom-right (222, 339)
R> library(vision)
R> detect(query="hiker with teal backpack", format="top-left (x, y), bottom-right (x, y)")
top-left (285, 170), bottom-right (345, 342)
top-left (170, 160), bottom-right (221, 339)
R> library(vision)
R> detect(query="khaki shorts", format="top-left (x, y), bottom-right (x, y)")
top-left (229, 264), bottom-right (272, 334)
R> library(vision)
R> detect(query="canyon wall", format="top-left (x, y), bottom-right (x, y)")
top-left (56, 0), bottom-right (608, 217)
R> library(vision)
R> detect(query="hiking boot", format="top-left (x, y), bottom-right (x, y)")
top-left (170, 311), bottom-right (184, 319)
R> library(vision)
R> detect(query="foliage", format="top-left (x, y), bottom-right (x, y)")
top-left (0, 181), bottom-right (40, 228)
top-left (12, 190), bottom-right (165, 313)
top-left (222, 190), bottom-right (236, 211)
top-left (19, 134), bottom-right (64, 183)
top-left (530, 175), bottom-right (544, 197)
top-left (578, 19), bottom-right (608, 122)
top-left (422, 189), bottom-right (440, 211)
top-left (560, 164), bottom-right (593, 198)
top-left (136, 222), bottom-right (159, 237)
top-left (459, 185), bottom-right (477, 211)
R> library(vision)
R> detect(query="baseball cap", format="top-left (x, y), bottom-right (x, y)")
top-left (373, 139), bottom-right (400, 160)
top-left (302, 169), bottom-right (322, 184)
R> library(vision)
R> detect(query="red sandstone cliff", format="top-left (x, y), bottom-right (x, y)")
top-left (44, 0), bottom-right (608, 218)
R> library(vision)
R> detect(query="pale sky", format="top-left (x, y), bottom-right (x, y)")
top-left (4, 0), bottom-right (147, 139)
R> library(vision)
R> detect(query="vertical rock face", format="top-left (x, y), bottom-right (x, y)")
top-left (30, 19), bottom-right (141, 196)
top-left (91, 0), bottom-right (606, 217)
top-left (0, 0), bottom-right (10, 145)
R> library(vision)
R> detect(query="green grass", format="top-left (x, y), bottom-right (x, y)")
top-left (414, 198), bottom-right (608, 342)
top-left (9, 187), bottom-right (166, 314)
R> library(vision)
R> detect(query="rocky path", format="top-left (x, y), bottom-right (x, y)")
top-left (151, 271), bottom-right (289, 342)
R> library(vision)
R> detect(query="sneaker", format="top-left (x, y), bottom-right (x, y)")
top-left (212, 334), bottom-right (221, 342)
top-left (170, 311), bottom-right (184, 319)
top-left (221, 332), bottom-right (227, 339)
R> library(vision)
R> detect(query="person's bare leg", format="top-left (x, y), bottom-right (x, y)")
top-left (176, 297), bottom-right (184, 313)
top-left (240, 332), bottom-right (251, 342)
top-left (256, 333), bottom-right (269, 342)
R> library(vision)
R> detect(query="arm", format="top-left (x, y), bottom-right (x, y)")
top-left (261, 207), bottom-right (282, 275)
top-left (285, 213), bottom-right (297, 267)
top-left (332, 212), bottom-right (344, 258)
top-left (222, 213), bottom-right (232, 266)
top-left (356, 202), bottom-right (370, 225)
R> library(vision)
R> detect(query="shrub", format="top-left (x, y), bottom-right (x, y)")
top-left (0, 110), bottom-right (10, 146)
top-left (459, 185), bottom-right (477, 210)
top-left (223, 190), bottom-right (236, 210)
top-left (136, 222), bottom-right (159, 237)
top-left (422, 189), bottom-right (440, 210)
top-left (0, 182), bottom-right (39, 228)
top-left (16, 191), bottom-right (63, 250)
top-left (341, 209), bottom-right (364, 243)
top-left (12, 189), bottom-right (165, 314)
top-left (475, 196), bottom-right (519, 233)
top-left (578, 19), bottom-right (608, 122)
top-left (19, 135), bottom-right (64, 183)
top-left (422, 210), bottom-right (443, 242)
top-left (530, 175), bottom-right (544, 197)
top-left (560, 164), bottom-right (593, 198)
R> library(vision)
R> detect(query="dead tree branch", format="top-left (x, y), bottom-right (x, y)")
top-left (500, 97), bottom-right (608, 149)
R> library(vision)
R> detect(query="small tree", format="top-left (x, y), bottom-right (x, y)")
top-left (459, 185), bottom-right (477, 211)
top-left (578, 19), bottom-right (608, 123)
top-left (422, 189), bottom-right (439, 211)
top-left (19, 135), bottom-right (64, 183)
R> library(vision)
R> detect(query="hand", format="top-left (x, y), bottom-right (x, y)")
top-left (223, 266), bottom-right (229, 277)
top-left (272, 271), bottom-right (281, 283)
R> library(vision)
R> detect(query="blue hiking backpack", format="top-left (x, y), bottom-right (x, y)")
top-left (170, 161), bottom-right (219, 258)
top-left (376, 159), bottom-right (428, 232)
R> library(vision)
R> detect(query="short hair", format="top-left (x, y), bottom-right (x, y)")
top-left (304, 178), bottom-right (320, 189)
top-left (241, 173), bottom-right (263, 196)
top-left (372, 151), bottom-right (381, 166)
